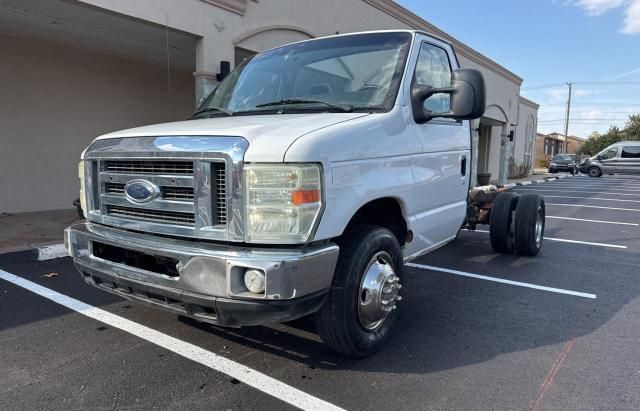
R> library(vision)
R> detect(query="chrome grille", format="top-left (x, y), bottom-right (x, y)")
top-left (83, 136), bottom-right (246, 241)
top-left (96, 158), bottom-right (227, 234)
top-left (107, 206), bottom-right (195, 226)
top-left (103, 160), bottom-right (194, 175)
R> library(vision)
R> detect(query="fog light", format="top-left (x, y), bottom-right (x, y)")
top-left (244, 269), bottom-right (266, 294)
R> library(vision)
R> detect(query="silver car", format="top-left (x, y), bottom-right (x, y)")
top-left (582, 141), bottom-right (640, 177)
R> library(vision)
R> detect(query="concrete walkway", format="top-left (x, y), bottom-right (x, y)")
top-left (0, 209), bottom-right (81, 254)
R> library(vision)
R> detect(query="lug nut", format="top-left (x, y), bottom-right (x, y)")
top-left (396, 284), bottom-right (403, 290)
top-left (396, 296), bottom-right (403, 301)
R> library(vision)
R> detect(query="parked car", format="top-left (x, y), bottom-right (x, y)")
top-left (64, 30), bottom-right (544, 357)
top-left (580, 141), bottom-right (640, 177)
top-left (548, 154), bottom-right (578, 174)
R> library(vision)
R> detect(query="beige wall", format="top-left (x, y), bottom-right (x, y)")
top-left (0, 34), bottom-right (194, 213)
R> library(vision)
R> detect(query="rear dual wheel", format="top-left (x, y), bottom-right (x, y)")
top-left (514, 194), bottom-right (545, 256)
top-left (490, 192), bottom-right (545, 256)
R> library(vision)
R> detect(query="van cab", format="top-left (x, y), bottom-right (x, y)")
top-left (582, 141), bottom-right (640, 177)
top-left (65, 30), bottom-right (544, 357)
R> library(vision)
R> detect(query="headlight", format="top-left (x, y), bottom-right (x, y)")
top-left (550, 162), bottom-right (557, 166)
top-left (244, 164), bottom-right (323, 243)
top-left (78, 160), bottom-right (86, 215)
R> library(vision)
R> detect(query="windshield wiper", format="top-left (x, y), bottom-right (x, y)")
top-left (190, 106), bottom-right (233, 118)
top-left (255, 98), bottom-right (353, 112)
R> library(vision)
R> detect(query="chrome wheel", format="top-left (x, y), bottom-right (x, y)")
top-left (357, 251), bottom-right (401, 331)
top-left (535, 206), bottom-right (544, 246)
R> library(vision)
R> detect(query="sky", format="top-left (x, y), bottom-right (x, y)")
top-left (397, 0), bottom-right (640, 139)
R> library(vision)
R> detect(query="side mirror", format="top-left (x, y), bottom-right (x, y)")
top-left (411, 68), bottom-right (486, 124)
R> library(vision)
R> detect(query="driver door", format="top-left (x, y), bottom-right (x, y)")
top-left (408, 37), bottom-right (471, 253)
top-left (598, 147), bottom-right (620, 174)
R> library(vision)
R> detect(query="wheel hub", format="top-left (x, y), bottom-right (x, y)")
top-left (358, 252), bottom-right (402, 331)
top-left (535, 205), bottom-right (544, 246)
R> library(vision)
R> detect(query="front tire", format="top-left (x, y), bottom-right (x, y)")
top-left (588, 167), bottom-right (602, 178)
top-left (315, 225), bottom-right (403, 357)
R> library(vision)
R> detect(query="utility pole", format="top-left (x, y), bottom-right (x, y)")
top-left (563, 82), bottom-right (573, 152)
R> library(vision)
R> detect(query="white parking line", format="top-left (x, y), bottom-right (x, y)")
top-left (540, 185), bottom-right (640, 192)
top-left (546, 216), bottom-right (639, 226)
top-left (547, 203), bottom-right (640, 212)
top-left (406, 263), bottom-right (596, 299)
top-left (544, 183), bottom-right (640, 189)
top-left (515, 188), bottom-right (640, 197)
top-left (473, 229), bottom-right (627, 249)
top-left (0, 269), bottom-right (344, 411)
top-left (539, 195), bottom-right (640, 203)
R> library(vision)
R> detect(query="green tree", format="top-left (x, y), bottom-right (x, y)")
top-left (578, 131), bottom-right (601, 155)
top-left (578, 114), bottom-right (640, 155)
top-left (624, 114), bottom-right (640, 140)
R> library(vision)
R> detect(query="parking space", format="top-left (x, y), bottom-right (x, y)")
top-left (2, 175), bottom-right (640, 410)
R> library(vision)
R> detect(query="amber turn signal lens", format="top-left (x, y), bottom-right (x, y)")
top-left (291, 189), bottom-right (320, 205)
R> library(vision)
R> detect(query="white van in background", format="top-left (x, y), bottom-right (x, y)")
top-left (582, 141), bottom-right (640, 177)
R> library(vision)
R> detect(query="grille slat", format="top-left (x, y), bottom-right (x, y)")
top-left (105, 183), bottom-right (125, 195)
top-left (213, 163), bottom-right (227, 226)
top-left (104, 183), bottom-right (195, 202)
top-left (107, 206), bottom-right (195, 226)
top-left (104, 160), bottom-right (194, 175)
top-left (161, 187), bottom-right (195, 201)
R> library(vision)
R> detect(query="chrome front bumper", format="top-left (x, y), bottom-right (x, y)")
top-left (64, 222), bottom-right (339, 326)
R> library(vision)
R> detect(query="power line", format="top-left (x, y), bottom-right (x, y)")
top-left (522, 81), bottom-right (640, 90)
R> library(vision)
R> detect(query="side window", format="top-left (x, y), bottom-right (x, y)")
top-left (600, 147), bottom-right (618, 160)
top-left (414, 43), bottom-right (452, 116)
top-left (621, 146), bottom-right (640, 158)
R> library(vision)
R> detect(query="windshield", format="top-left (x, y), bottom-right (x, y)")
top-left (552, 154), bottom-right (575, 161)
top-left (195, 32), bottom-right (412, 116)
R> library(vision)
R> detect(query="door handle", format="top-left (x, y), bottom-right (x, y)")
top-left (461, 155), bottom-right (467, 177)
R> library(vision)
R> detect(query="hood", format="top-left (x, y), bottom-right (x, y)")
top-left (96, 113), bottom-right (370, 162)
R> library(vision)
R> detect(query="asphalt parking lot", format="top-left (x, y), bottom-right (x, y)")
top-left (1, 175), bottom-right (639, 410)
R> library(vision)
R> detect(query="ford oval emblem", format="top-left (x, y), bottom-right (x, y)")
top-left (124, 179), bottom-right (159, 204)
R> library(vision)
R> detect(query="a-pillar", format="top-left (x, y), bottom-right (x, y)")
top-left (470, 119), bottom-right (480, 187)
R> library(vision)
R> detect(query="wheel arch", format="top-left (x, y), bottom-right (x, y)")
top-left (338, 197), bottom-right (409, 246)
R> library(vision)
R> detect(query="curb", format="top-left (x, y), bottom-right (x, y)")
top-left (36, 243), bottom-right (67, 261)
top-left (499, 173), bottom-right (583, 189)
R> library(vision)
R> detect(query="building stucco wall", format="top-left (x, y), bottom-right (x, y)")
top-left (0, 34), bottom-right (194, 213)
top-left (2, 0), bottom-right (539, 211)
